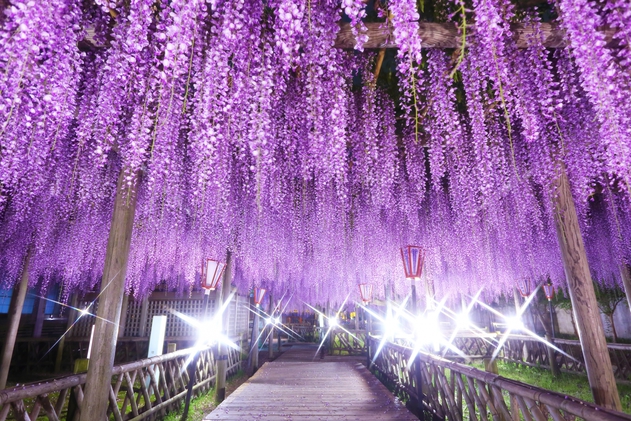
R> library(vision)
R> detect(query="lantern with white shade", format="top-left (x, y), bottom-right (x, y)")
top-left (254, 287), bottom-right (267, 307)
top-left (358, 284), bottom-right (373, 305)
top-left (201, 258), bottom-right (226, 292)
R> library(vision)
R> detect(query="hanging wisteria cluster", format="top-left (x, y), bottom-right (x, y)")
top-left (0, 0), bottom-right (630, 306)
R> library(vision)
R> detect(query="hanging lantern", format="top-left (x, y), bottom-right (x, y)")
top-left (358, 284), bottom-right (373, 304)
top-left (254, 287), bottom-right (267, 307)
top-left (400, 245), bottom-right (425, 279)
top-left (517, 279), bottom-right (531, 298)
top-left (201, 258), bottom-right (226, 291)
top-left (543, 281), bottom-right (554, 301)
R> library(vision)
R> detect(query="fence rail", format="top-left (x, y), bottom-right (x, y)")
top-left (330, 330), bottom-right (367, 355)
top-left (452, 335), bottom-right (631, 381)
top-left (368, 336), bottom-right (631, 421)
top-left (0, 336), bottom-right (245, 421)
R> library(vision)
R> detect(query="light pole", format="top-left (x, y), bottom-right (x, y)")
top-left (359, 284), bottom-right (373, 366)
top-left (543, 280), bottom-right (555, 339)
top-left (517, 278), bottom-right (534, 332)
top-left (248, 287), bottom-right (266, 374)
top-left (182, 257), bottom-right (226, 421)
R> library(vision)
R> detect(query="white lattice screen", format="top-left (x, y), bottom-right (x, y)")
top-left (72, 292), bottom-right (249, 339)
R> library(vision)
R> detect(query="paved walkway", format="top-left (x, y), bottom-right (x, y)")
top-left (205, 344), bottom-right (418, 421)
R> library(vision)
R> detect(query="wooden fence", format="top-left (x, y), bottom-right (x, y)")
top-left (0, 337), bottom-right (245, 421)
top-left (453, 335), bottom-right (631, 381)
top-left (330, 330), bottom-right (367, 356)
top-left (368, 336), bottom-right (631, 421)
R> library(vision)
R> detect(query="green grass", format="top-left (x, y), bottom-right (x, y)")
top-left (470, 360), bottom-right (631, 414)
top-left (162, 370), bottom-right (248, 421)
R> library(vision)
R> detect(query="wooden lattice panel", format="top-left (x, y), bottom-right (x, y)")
top-left (123, 299), bottom-right (143, 337)
top-left (71, 292), bottom-right (250, 339)
top-left (71, 299), bottom-right (98, 338)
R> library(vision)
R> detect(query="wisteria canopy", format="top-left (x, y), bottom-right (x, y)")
top-left (0, 0), bottom-right (630, 306)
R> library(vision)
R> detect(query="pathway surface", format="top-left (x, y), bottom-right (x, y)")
top-left (205, 343), bottom-right (418, 421)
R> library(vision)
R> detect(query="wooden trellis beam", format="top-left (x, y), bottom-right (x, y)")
top-left (334, 21), bottom-right (616, 49)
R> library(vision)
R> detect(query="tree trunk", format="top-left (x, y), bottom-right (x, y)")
top-left (55, 293), bottom-right (78, 373)
top-left (79, 170), bottom-right (139, 421)
top-left (620, 264), bottom-right (631, 316)
top-left (117, 294), bottom-right (129, 338)
top-left (33, 294), bottom-right (47, 338)
top-left (609, 313), bottom-right (618, 343)
top-left (0, 250), bottom-right (31, 390)
top-left (533, 305), bottom-right (560, 377)
top-left (552, 164), bottom-right (621, 410)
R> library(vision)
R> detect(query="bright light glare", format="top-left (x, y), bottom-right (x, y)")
top-left (455, 312), bottom-right (470, 330)
top-left (80, 308), bottom-right (89, 317)
top-left (197, 321), bottom-right (221, 346)
top-left (415, 312), bottom-right (441, 351)
top-left (383, 314), bottom-right (399, 339)
top-left (266, 317), bottom-right (272, 325)
top-left (329, 317), bottom-right (338, 328)
top-left (274, 317), bottom-right (280, 325)
top-left (506, 316), bottom-right (524, 332)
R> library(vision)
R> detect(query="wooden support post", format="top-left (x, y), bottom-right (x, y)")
top-left (214, 250), bottom-right (232, 403)
top-left (268, 293), bottom-right (274, 360)
top-left (79, 170), bottom-right (139, 421)
top-left (0, 251), bottom-right (31, 390)
top-left (138, 297), bottom-right (149, 337)
top-left (118, 294), bottom-right (129, 338)
top-left (249, 304), bottom-right (260, 375)
top-left (277, 314), bottom-right (281, 353)
top-left (56, 293), bottom-right (78, 373)
top-left (33, 294), bottom-right (47, 338)
top-left (552, 165), bottom-right (621, 410)
top-left (620, 264), bottom-right (631, 315)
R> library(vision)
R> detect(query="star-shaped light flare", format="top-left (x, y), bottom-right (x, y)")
top-left (244, 293), bottom-right (304, 354)
top-left (303, 294), bottom-right (358, 360)
top-left (37, 270), bottom-right (122, 362)
top-left (469, 289), bottom-right (579, 365)
top-left (168, 290), bottom-right (240, 372)
top-left (364, 295), bottom-right (412, 365)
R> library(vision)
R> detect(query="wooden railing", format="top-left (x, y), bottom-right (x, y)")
top-left (0, 337), bottom-right (245, 421)
top-left (368, 336), bottom-right (631, 421)
top-left (330, 330), bottom-right (367, 355)
top-left (452, 335), bottom-right (631, 381)
top-left (285, 323), bottom-right (316, 341)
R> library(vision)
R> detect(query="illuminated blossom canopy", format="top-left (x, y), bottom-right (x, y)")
top-left (0, 0), bottom-right (630, 306)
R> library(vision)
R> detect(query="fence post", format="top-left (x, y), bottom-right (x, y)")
top-left (415, 357), bottom-right (425, 421)
top-left (181, 353), bottom-right (199, 421)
